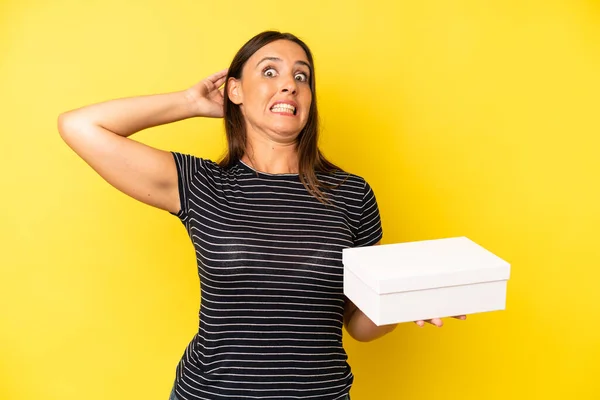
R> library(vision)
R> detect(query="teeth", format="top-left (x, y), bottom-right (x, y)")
top-left (271, 103), bottom-right (296, 113)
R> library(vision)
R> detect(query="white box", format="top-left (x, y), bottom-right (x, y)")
top-left (342, 237), bottom-right (510, 326)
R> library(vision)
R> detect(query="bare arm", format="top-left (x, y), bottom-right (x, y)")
top-left (344, 298), bottom-right (397, 342)
top-left (57, 69), bottom-right (228, 214)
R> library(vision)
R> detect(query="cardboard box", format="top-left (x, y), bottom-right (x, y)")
top-left (342, 237), bottom-right (510, 326)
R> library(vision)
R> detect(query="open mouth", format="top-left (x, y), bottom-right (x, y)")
top-left (270, 103), bottom-right (297, 116)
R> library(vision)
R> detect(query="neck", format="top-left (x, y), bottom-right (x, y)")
top-left (242, 131), bottom-right (299, 174)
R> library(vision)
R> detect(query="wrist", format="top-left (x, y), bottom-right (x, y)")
top-left (182, 88), bottom-right (202, 117)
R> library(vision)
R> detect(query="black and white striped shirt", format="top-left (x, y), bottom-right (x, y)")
top-left (170, 152), bottom-right (383, 400)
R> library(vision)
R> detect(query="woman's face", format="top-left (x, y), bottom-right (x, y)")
top-left (229, 39), bottom-right (313, 144)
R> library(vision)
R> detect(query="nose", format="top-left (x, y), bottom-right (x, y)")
top-left (280, 76), bottom-right (297, 95)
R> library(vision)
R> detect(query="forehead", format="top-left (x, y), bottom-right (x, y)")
top-left (247, 39), bottom-right (310, 68)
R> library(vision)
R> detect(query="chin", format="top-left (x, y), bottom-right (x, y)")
top-left (271, 125), bottom-right (304, 138)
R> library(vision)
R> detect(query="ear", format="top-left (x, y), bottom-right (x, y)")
top-left (227, 77), bottom-right (243, 105)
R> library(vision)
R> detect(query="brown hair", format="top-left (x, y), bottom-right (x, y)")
top-left (219, 31), bottom-right (344, 204)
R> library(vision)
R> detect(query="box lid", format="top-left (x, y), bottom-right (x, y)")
top-left (342, 237), bottom-right (510, 294)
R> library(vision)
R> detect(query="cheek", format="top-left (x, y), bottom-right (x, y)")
top-left (301, 90), bottom-right (313, 115)
top-left (247, 84), bottom-right (276, 112)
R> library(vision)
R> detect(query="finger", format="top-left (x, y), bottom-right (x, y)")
top-left (213, 75), bottom-right (228, 89)
top-left (208, 68), bottom-right (229, 83)
top-left (415, 320), bottom-right (425, 328)
top-left (427, 318), bottom-right (443, 327)
top-left (452, 315), bottom-right (467, 320)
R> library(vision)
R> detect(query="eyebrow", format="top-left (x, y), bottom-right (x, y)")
top-left (256, 57), bottom-right (311, 71)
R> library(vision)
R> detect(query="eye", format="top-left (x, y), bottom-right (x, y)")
top-left (295, 72), bottom-right (308, 82)
top-left (263, 67), bottom-right (277, 77)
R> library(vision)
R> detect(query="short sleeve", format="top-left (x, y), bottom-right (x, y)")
top-left (171, 151), bottom-right (204, 222)
top-left (354, 180), bottom-right (383, 247)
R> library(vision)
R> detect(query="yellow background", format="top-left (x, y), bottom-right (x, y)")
top-left (1, 0), bottom-right (599, 399)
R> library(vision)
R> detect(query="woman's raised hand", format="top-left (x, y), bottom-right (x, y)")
top-left (185, 69), bottom-right (229, 118)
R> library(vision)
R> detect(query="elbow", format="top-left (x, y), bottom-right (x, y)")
top-left (57, 111), bottom-right (86, 143)
top-left (57, 112), bottom-right (73, 140)
top-left (347, 323), bottom-right (397, 343)
top-left (347, 333), bottom-right (376, 343)
top-left (57, 112), bottom-right (72, 140)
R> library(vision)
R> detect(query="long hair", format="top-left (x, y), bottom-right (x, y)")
top-left (219, 31), bottom-right (344, 204)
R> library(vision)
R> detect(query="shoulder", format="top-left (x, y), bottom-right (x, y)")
top-left (318, 170), bottom-right (380, 210)
top-left (319, 169), bottom-right (375, 196)
top-left (171, 152), bottom-right (241, 177)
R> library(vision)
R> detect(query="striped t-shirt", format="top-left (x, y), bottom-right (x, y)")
top-left (170, 152), bottom-right (383, 400)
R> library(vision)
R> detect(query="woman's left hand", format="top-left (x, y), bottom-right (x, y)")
top-left (415, 315), bottom-right (467, 327)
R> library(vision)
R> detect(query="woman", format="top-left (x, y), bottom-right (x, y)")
top-left (58, 31), bottom-right (460, 400)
